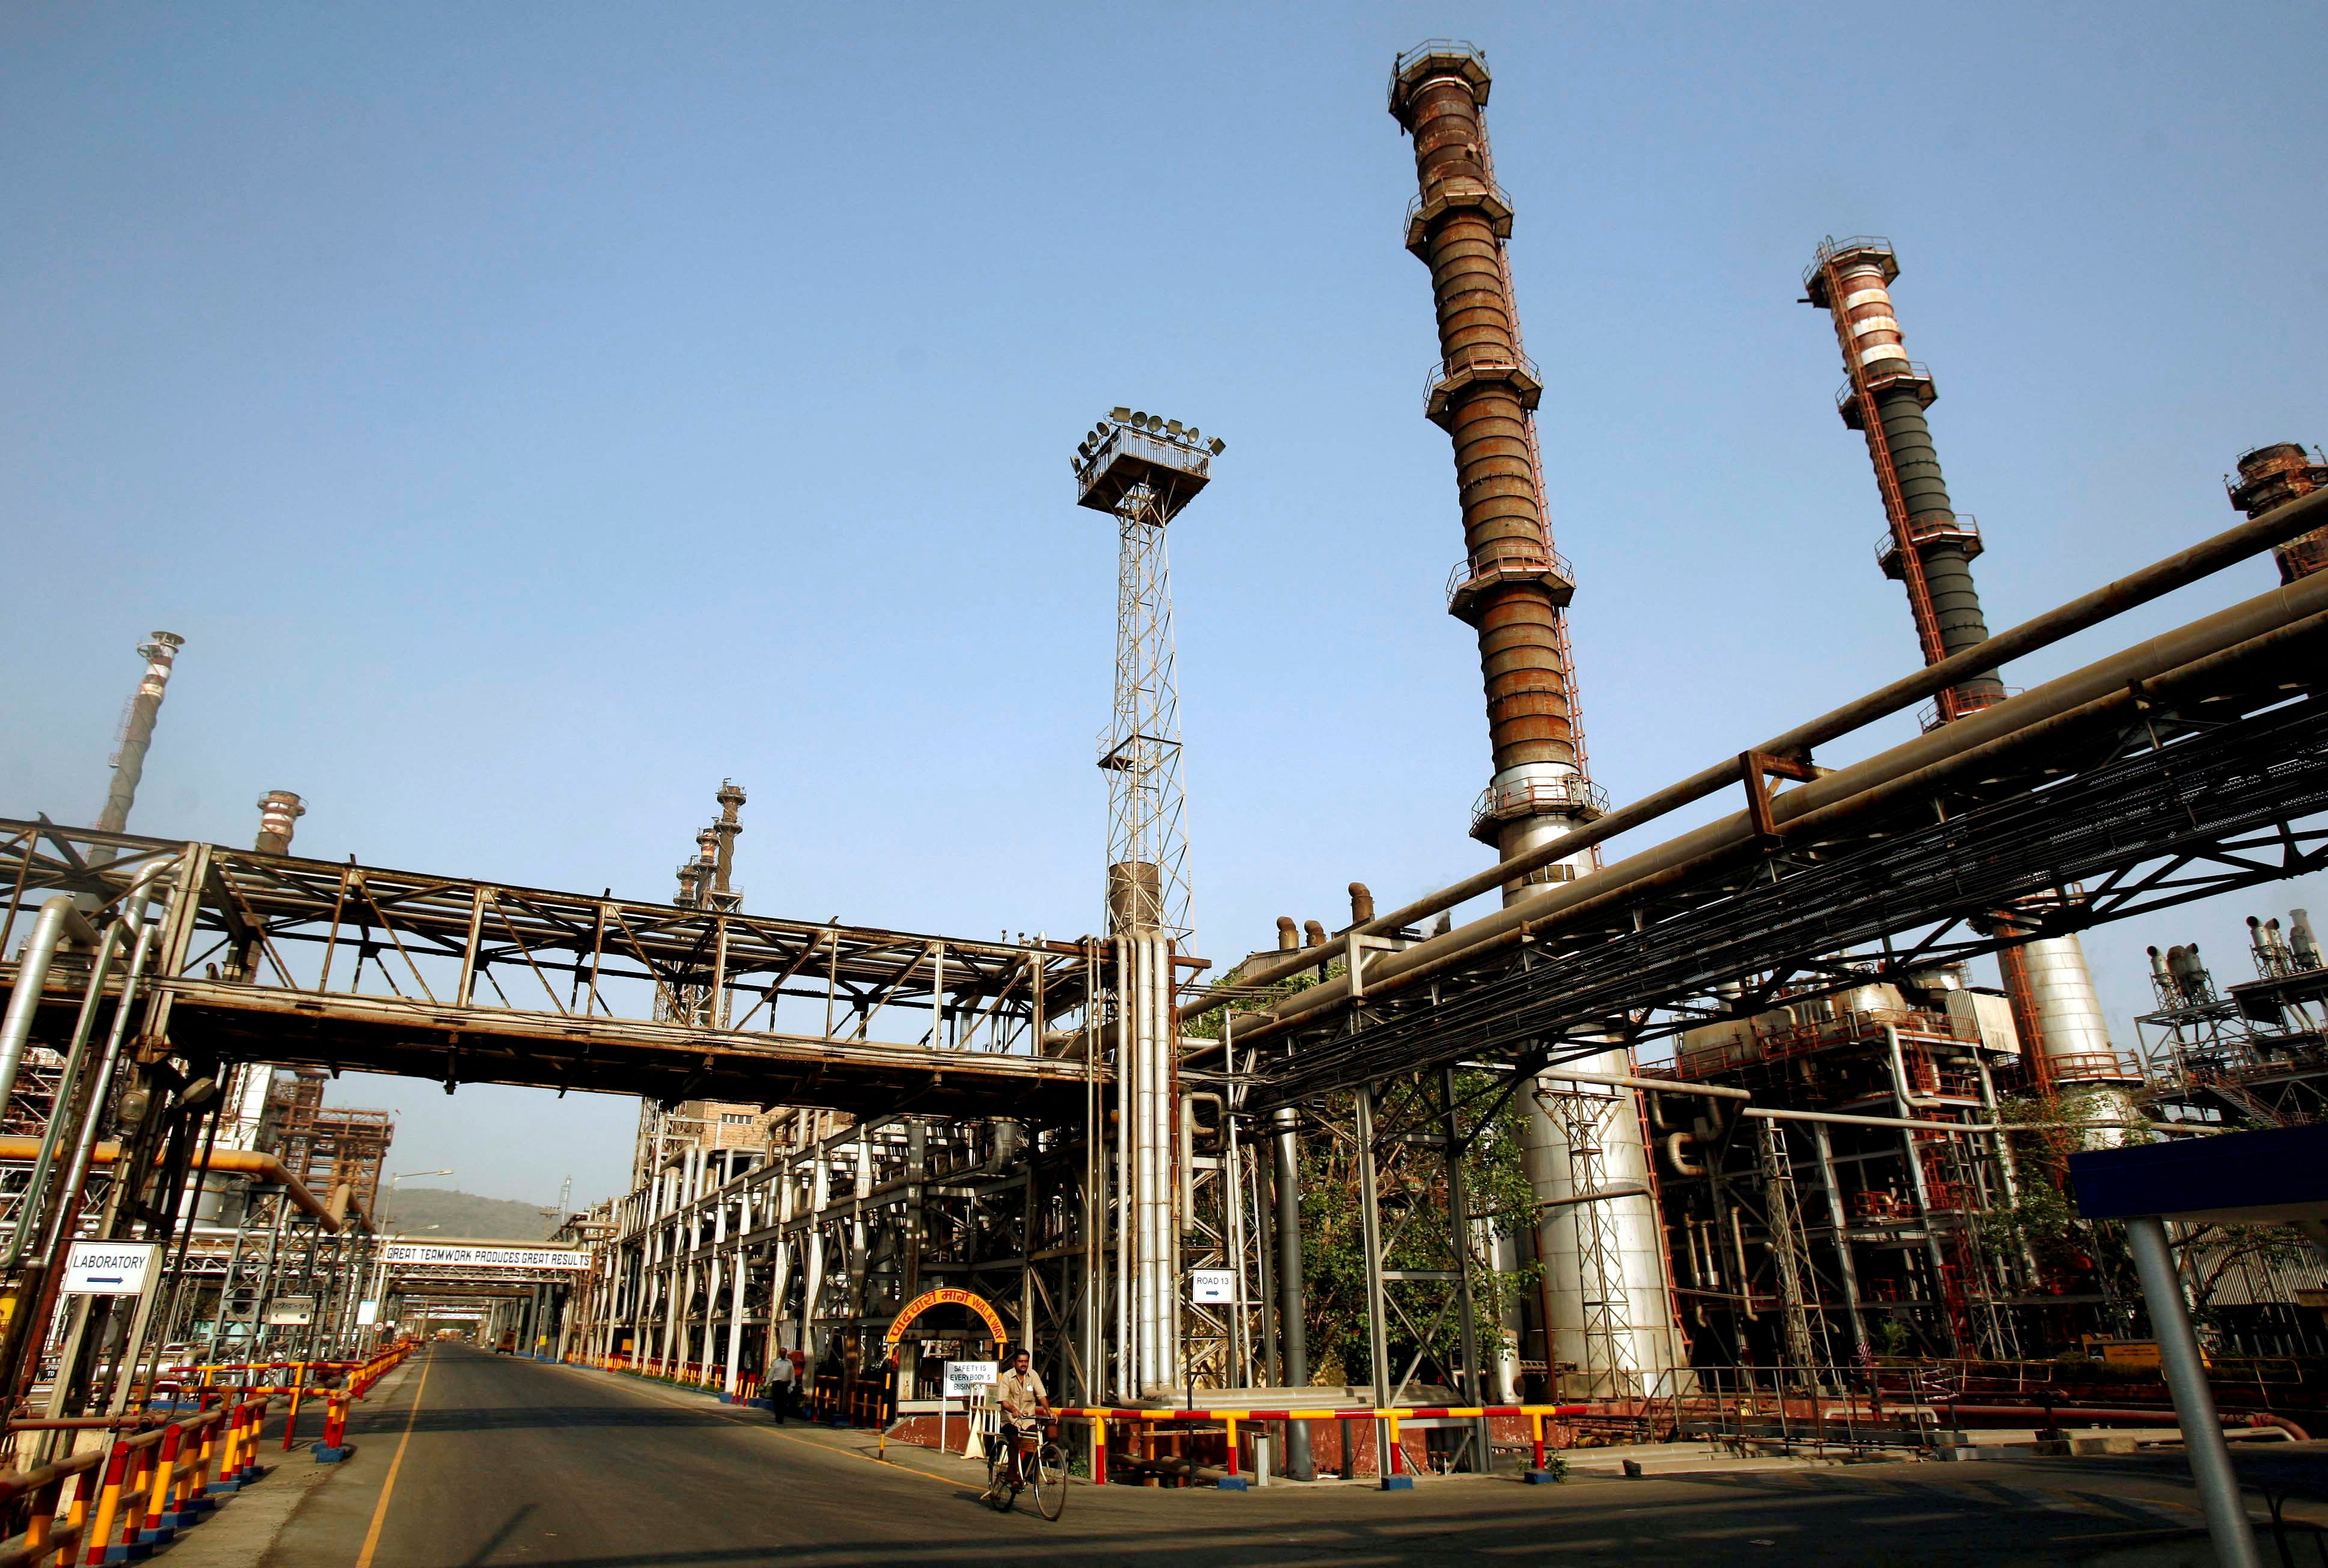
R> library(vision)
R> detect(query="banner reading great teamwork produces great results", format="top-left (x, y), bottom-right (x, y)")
top-left (381, 1243), bottom-right (588, 1270)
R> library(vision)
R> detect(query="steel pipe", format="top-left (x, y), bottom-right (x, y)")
top-left (1742, 1107), bottom-right (1994, 1136)
top-left (2125, 1215), bottom-right (2264, 1567)
top-left (1196, 481), bottom-right (2328, 1012)
top-left (1215, 567), bottom-right (2328, 1050)
top-left (0, 897), bottom-right (100, 1115)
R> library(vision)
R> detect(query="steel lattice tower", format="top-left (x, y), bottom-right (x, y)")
top-left (1073, 408), bottom-right (1222, 946)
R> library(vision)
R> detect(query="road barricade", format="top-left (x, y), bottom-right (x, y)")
top-left (0, 1347), bottom-right (420, 1564)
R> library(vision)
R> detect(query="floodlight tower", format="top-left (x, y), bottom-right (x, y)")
top-left (1073, 408), bottom-right (1220, 948)
top-left (1071, 407), bottom-right (1221, 1397)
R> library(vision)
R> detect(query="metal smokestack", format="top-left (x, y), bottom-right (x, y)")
top-left (1392, 40), bottom-right (1684, 1400)
top-left (1807, 238), bottom-right (2127, 1090)
top-left (1804, 240), bottom-right (2005, 721)
top-left (709, 780), bottom-right (746, 910)
top-left (254, 791), bottom-right (306, 855)
top-left (94, 632), bottom-right (186, 838)
top-left (2227, 443), bottom-right (2328, 584)
top-left (1389, 43), bottom-right (1602, 895)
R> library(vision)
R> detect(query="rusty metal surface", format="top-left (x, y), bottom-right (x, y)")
top-left (1392, 48), bottom-right (1583, 789)
top-left (2229, 441), bottom-right (2328, 584)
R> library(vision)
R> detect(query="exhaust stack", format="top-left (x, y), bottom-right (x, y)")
top-left (1392, 41), bottom-right (1683, 1400)
top-left (255, 791), bottom-right (306, 855)
top-left (2228, 443), bottom-right (2328, 583)
top-left (95, 631), bottom-right (186, 838)
top-left (1389, 43), bottom-right (1602, 889)
top-left (1806, 238), bottom-right (2128, 1088)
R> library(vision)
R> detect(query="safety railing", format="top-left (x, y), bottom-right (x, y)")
top-left (0, 1398), bottom-right (251, 1568)
top-left (1468, 775), bottom-right (1610, 839)
top-left (1053, 1403), bottom-right (1584, 1489)
top-left (1444, 544), bottom-right (1575, 616)
top-left (1422, 349), bottom-right (1544, 412)
top-left (1873, 513), bottom-right (1983, 571)
top-left (567, 1352), bottom-right (768, 1407)
top-left (1913, 683), bottom-right (2021, 732)
top-left (1833, 358), bottom-right (1936, 417)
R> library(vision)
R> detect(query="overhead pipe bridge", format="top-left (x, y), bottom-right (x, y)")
top-left (0, 834), bottom-right (1106, 1125)
top-left (1217, 507), bottom-right (2328, 1106)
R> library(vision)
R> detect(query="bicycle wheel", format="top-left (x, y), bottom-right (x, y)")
top-left (1032, 1441), bottom-right (1068, 1521)
top-left (985, 1448), bottom-right (1015, 1511)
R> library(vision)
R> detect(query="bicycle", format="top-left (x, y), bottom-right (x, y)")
top-left (983, 1417), bottom-right (1068, 1521)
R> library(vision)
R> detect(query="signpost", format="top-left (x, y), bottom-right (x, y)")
top-left (941, 1359), bottom-right (997, 1458)
top-left (1189, 1268), bottom-right (1236, 1304)
top-left (943, 1360), bottom-right (997, 1398)
top-left (61, 1242), bottom-right (160, 1297)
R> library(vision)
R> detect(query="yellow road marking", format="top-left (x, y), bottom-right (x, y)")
top-left (354, 1349), bottom-right (434, 1567)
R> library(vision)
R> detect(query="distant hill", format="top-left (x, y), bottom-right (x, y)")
top-left (374, 1187), bottom-right (562, 1241)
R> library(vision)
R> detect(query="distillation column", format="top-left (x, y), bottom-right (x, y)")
top-left (1391, 43), bottom-right (1684, 1393)
top-left (1805, 237), bottom-right (2124, 1089)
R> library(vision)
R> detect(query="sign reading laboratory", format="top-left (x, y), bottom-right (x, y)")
top-left (63, 1242), bottom-right (161, 1297)
top-left (380, 1244), bottom-right (588, 1271)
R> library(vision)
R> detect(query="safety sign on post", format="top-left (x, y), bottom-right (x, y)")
top-left (1189, 1268), bottom-right (1236, 1304)
top-left (943, 1360), bottom-right (997, 1398)
top-left (62, 1242), bottom-right (161, 1297)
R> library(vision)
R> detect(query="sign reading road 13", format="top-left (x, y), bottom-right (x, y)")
top-left (63, 1242), bottom-right (161, 1296)
top-left (379, 1244), bottom-right (588, 1271)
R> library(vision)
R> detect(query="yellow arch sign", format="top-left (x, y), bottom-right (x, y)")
top-left (883, 1287), bottom-right (1006, 1347)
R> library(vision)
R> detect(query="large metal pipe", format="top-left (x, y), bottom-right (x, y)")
top-left (2125, 1215), bottom-right (2264, 1567)
top-left (0, 898), bottom-right (100, 1116)
top-left (1221, 568), bottom-right (2328, 1049)
top-left (1268, 1104), bottom-right (1313, 1478)
top-left (0, 1139), bottom-right (339, 1228)
top-left (1200, 482), bottom-right (2328, 1009)
top-left (93, 632), bottom-right (185, 841)
top-left (0, 922), bottom-right (126, 1269)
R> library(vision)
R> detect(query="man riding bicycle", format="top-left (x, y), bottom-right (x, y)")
top-left (993, 1347), bottom-right (1051, 1486)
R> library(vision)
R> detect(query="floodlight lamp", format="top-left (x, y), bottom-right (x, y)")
top-left (1208, 436), bottom-right (1226, 455)
top-left (1166, 419), bottom-right (1184, 435)
top-left (1131, 411), bottom-right (1147, 426)
top-left (1110, 406), bottom-right (1131, 421)
top-left (1186, 427), bottom-right (1199, 443)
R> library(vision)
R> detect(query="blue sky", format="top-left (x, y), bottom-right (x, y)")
top-left (5, 3), bottom-right (2323, 1207)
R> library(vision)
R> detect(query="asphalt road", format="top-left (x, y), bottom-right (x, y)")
top-left (243, 1343), bottom-right (2297, 1567)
